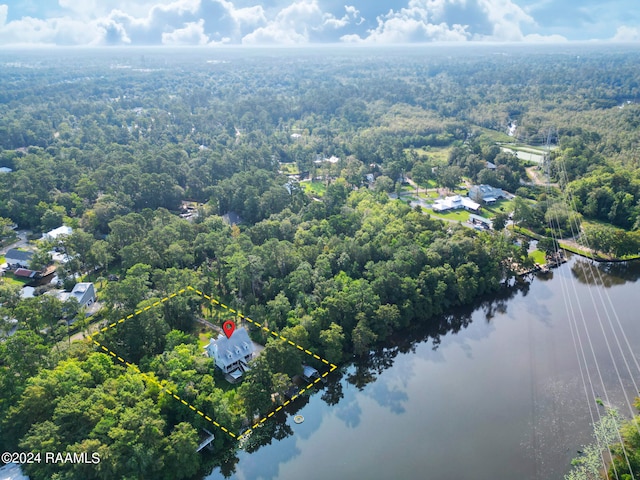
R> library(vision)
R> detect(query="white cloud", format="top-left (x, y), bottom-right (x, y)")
top-left (0, 15), bottom-right (103, 46)
top-left (611, 25), bottom-right (640, 42)
top-left (344, 0), bottom-right (567, 43)
top-left (97, 17), bottom-right (132, 44)
top-left (522, 33), bottom-right (567, 43)
top-left (344, 0), bottom-right (471, 43)
top-left (242, 0), bottom-right (357, 44)
top-left (0, 0), bottom-right (603, 46)
top-left (322, 5), bottom-right (363, 29)
top-left (0, 4), bottom-right (8, 26)
top-left (162, 18), bottom-right (209, 44)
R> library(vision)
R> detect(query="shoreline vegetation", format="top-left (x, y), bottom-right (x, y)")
top-left (510, 225), bottom-right (640, 263)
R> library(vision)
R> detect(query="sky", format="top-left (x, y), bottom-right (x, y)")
top-left (0, 0), bottom-right (638, 47)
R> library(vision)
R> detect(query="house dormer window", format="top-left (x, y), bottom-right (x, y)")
top-left (242, 342), bottom-right (249, 351)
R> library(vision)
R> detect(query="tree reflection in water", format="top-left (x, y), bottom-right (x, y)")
top-left (571, 259), bottom-right (640, 287)
top-left (346, 280), bottom-right (530, 391)
top-left (212, 280), bottom-right (531, 476)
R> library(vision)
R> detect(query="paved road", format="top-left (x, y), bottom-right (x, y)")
top-left (0, 230), bottom-right (28, 256)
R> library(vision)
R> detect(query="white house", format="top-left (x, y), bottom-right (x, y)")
top-left (432, 195), bottom-right (481, 213)
top-left (204, 327), bottom-right (255, 382)
top-left (43, 225), bottom-right (72, 241)
top-left (58, 282), bottom-right (96, 308)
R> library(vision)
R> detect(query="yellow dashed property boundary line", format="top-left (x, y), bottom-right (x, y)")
top-left (88, 285), bottom-right (338, 441)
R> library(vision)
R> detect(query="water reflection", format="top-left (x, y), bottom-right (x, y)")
top-left (571, 259), bottom-right (640, 287)
top-left (208, 280), bottom-right (531, 478)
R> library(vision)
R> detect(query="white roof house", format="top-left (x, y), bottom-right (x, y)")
top-left (204, 327), bottom-right (255, 382)
top-left (43, 225), bottom-right (72, 241)
top-left (58, 282), bottom-right (96, 308)
top-left (432, 195), bottom-right (480, 212)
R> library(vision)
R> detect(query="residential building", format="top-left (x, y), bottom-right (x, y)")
top-left (432, 195), bottom-right (480, 213)
top-left (43, 225), bottom-right (72, 241)
top-left (468, 184), bottom-right (507, 204)
top-left (58, 282), bottom-right (96, 308)
top-left (5, 248), bottom-right (33, 269)
top-left (204, 327), bottom-right (255, 382)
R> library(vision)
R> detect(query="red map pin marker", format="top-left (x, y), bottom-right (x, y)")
top-left (222, 320), bottom-right (236, 339)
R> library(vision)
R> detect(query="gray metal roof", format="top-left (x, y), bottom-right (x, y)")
top-left (207, 327), bottom-right (254, 369)
top-left (5, 249), bottom-right (33, 262)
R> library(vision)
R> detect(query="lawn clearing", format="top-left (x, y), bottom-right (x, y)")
top-left (302, 180), bottom-right (327, 197)
top-left (427, 208), bottom-right (472, 222)
top-left (404, 146), bottom-right (452, 166)
top-left (199, 332), bottom-right (211, 349)
top-left (2, 274), bottom-right (31, 287)
top-left (481, 198), bottom-right (515, 218)
top-left (475, 127), bottom-right (514, 144)
top-left (279, 162), bottom-right (300, 175)
top-left (529, 249), bottom-right (546, 265)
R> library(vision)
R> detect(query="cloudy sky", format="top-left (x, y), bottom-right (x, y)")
top-left (0, 0), bottom-right (638, 46)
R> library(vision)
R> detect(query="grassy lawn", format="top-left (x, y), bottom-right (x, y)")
top-left (509, 225), bottom-right (543, 240)
top-left (404, 146), bottom-right (452, 166)
top-left (0, 255), bottom-right (4, 265)
top-left (2, 274), bottom-right (31, 286)
top-left (427, 208), bottom-right (472, 222)
top-left (504, 144), bottom-right (548, 154)
top-left (303, 180), bottom-right (327, 197)
top-left (279, 162), bottom-right (300, 175)
top-left (482, 198), bottom-right (515, 218)
top-left (529, 249), bottom-right (547, 264)
top-left (417, 191), bottom-right (439, 200)
top-left (199, 332), bottom-right (211, 349)
top-left (475, 127), bottom-right (514, 143)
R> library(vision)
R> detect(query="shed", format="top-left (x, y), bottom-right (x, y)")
top-left (302, 365), bottom-right (319, 381)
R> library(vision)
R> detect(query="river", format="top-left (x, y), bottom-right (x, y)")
top-left (206, 256), bottom-right (640, 480)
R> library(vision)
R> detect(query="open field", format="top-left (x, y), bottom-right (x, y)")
top-left (302, 180), bottom-right (327, 197)
top-left (474, 127), bottom-right (514, 143)
top-left (404, 146), bottom-right (452, 165)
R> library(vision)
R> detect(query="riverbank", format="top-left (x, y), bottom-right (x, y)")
top-left (509, 225), bottom-right (640, 263)
top-left (207, 255), bottom-right (640, 480)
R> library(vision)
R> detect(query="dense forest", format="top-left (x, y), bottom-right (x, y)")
top-left (1, 45), bottom-right (640, 479)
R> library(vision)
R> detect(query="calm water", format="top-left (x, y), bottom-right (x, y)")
top-left (207, 257), bottom-right (640, 480)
